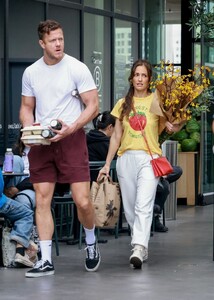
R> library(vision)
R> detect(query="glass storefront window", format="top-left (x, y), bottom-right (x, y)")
top-left (200, 110), bottom-right (214, 196)
top-left (193, 38), bottom-right (214, 201)
top-left (165, 24), bottom-right (181, 64)
top-left (9, 0), bottom-right (43, 58)
top-left (7, 0), bottom-right (44, 150)
top-left (207, 45), bottom-right (214, 64)
top-left (191, 1), bottom-right (214, 203)
top-left (83, 13), bottom-right (111, 114)
top-left (200, 43), bottom-right (214, 197)
top-left (84, 0), bottom-right (111, 10)
top-left (114, 19), bottom-right (138, 103)
top-left (194, 43), bottom-right (201, 65)
top-left (64, 0), bottom-right (80, 2)
top-left (144, 0), bottom-right (164, 64)
top-left (114, 0), bottom-right (138, 17)
top-left (49, 5), bottom-right (80, 59)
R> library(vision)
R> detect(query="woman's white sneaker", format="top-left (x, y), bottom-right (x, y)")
top-left (129, 244), bottom-right (147, 269)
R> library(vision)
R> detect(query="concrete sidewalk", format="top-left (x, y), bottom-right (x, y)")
top-left (0, 205), bottom-right (214, 300)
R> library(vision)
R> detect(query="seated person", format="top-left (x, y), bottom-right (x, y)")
top-left (153, 166), bottom-right (183, 232)
top-left (0, 169), bottom-right (37, 267)
top-left (4, 135), bottom-right (32, 201)
top-left (87, 111), bottom-right (116, 181)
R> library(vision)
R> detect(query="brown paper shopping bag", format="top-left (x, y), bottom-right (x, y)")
top-left (90, 176), bottom-right (121, 228)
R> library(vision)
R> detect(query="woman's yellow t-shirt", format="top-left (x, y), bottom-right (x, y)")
top-left (111, 94), bottom-right (162, 156)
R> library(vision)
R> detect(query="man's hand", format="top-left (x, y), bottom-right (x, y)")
top-left (4, 186), bottom-right (19, 198)
top-left (49, 120), bottom-right (77, 142)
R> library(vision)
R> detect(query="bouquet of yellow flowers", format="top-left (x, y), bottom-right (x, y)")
top-left (150, 61), bottom-right (213, 143)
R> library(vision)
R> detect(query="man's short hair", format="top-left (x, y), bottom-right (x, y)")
top-left (38, 19), bottom-right (62, 40)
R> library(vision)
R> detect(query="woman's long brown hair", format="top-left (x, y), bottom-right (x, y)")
top-left (119, 59), bottom-right (153, 121)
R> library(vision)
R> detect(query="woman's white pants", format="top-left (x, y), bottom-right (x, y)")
top-left (116, 150), bottom-right (159, 249)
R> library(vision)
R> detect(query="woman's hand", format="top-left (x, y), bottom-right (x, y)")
top-left (97, 164), bottom-right (110, 181)
top-left (165, 121), bottom-right (182, 133)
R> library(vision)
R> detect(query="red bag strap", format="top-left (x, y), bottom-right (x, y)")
top-left (132, 106), bottom-right (154, 159)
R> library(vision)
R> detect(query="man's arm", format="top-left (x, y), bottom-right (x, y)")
top-left (19, 95), bottom-right (35, 127)
top-left (74, 89), bottom-right (99, 130)
top-left (50, 89), bottom-right (99, 142)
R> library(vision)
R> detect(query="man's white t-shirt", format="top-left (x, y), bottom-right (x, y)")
top-left (22, 54), bottom-right (97, 126)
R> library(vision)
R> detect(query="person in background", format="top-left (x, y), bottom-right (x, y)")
top-left (97, 59), bottom-right (181, 269)
top-left (4, 132), bottom-right (34, 204)
top-left (3, 134), bottom-right (37, 265)
top-left (19, 19), bottom-right (100, 278)
top-left (153, 166), bottom-right (183, 232)
top-left (0, 169), bottom-right (37, 267)
top-left (87, 111), bottom-right (116, 181)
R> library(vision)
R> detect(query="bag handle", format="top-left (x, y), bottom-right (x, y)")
top-left (97, 175), bottom-right (114, 185)
top-left (132, 106), bottom-right (154, 159)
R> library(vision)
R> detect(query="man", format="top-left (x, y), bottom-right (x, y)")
top-left (20, 19), bottom-right (100, 278)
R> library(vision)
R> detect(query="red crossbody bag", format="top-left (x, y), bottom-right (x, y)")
top-left (133, 107), bottom-right (173, 177)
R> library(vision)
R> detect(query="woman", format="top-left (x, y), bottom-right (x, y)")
top-left (98, 59), bottom-right (179, 269)
top-left (87, 111), bottom-right (116, 160)
top-left (87, 111), bottom-right (116, 181)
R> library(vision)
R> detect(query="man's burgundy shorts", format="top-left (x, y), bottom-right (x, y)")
top-left (28, 128), bottom-right (90, 184)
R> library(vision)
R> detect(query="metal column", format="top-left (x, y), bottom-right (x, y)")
top-left (162, 140), bottom-right (178, 220)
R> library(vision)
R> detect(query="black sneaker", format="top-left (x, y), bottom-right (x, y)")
top-left (25, 260), bottom-right (55, 278)
top-left (85, 242), bottom-right (101, 272)
top-left (155, 215), bottom-right (168, 232)
top-left (153, 204), bottom-right (161, 214)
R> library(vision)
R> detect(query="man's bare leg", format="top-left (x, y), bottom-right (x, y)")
top-left (25, 182), bottom-right (55, 278)
top-left (71, 181), bottom-right (101, 271)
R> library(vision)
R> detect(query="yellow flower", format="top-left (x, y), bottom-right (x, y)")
top-left (151, 61), bottom-right (213, 123)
